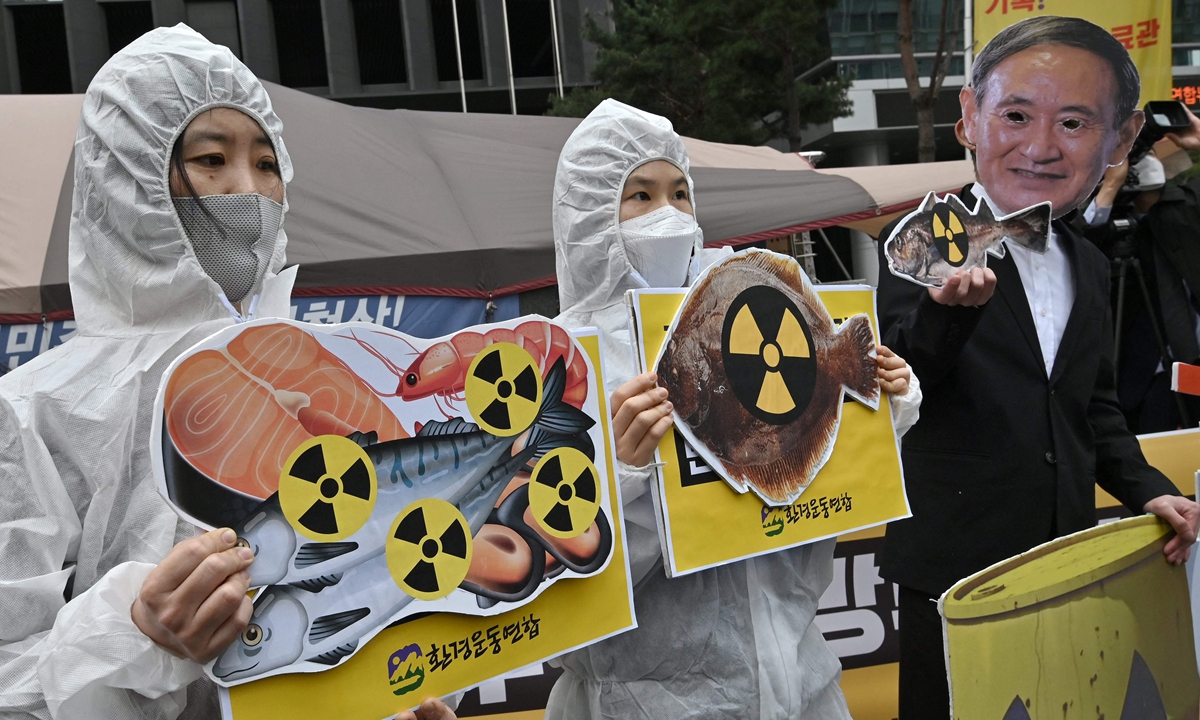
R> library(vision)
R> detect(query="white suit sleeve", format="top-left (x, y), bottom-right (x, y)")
top-left (615, 460), bottom-right (665, 585)
top-left (888, 367), bottom-right (922, 439)
top-left (0, 415), bottom-right (201, 719)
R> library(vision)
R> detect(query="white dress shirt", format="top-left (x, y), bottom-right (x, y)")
top-left (972, 184), bottom-right (1076, 374)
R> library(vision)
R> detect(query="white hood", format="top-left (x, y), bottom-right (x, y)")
top-left (554, 99), bottom-right (706, 317)
top-left (71, 24), bottom-right (294, 335)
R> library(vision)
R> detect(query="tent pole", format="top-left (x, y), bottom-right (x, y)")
top-left (501, 0), bottom-right (517, 114)
top-left (963, 0), bottom-right (973, 160)
top-left (451, 0), bottom-right (468, 112)
top-left (549, 0), bottom-right (563, 98)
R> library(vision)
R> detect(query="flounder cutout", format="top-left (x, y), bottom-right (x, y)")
top-left (655, 250), bottom-right (880, 506)
top-left (884, 191), bottom-right (1051, 288)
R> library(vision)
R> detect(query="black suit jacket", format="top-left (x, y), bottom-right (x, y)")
top-left (877, 185), bottom-right (1179, 596)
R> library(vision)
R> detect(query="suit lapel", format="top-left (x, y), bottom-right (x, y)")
top-left (992, 250), bottom-right (1046, 377)
top-left (1049, 223), bottom-right (1090, 384)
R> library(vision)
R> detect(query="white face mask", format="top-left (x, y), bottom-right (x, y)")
top-left (174, 193), bottom-right (283, 303)
top-left (620, 204), bottom-right (699, 288)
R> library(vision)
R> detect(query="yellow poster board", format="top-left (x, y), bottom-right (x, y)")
top-left (630, 286), bottom-right (910, 577)
top-left (973, 0), bottom-right (1172, 106)
top-left (219, 330), bottom-right (635, 720)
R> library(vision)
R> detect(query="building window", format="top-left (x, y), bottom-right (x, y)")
top-left (186, 0), bottom-right (243, 57)
top-left (505, 0), bottom-right (553, 78)
top-left (103, 1), bottom-right (154, 57)
top-left (430, 0), bottom-right (483, 81)
top-left (271, 0), bottom-right (329, 87)
top-left (351, 0), bottom-right (407, 84)
top-left (10, 3), bottom-right (72, 93)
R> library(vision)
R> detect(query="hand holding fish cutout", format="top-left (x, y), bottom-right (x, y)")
top-left (655, 250), bottom-right (880, 507)
top-left (884, 192), bottom-right (1051, 288)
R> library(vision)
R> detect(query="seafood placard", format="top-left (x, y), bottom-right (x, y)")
top-left (150, 320), bottom-right (634, 716)
top-left (884, 192), bottom-right (1051, 288)
top-left (631, 284), bottom-right (909, 577)
top-left (655, 250), bottom-right (880, 507)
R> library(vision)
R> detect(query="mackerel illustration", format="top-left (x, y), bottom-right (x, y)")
top-left (236, 359), bottom-right (594, 587)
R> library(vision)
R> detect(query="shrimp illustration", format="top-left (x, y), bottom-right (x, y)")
top-left (343, 320), bottom-right (589, 416)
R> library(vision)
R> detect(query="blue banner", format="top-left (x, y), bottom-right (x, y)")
top-left (0, 294), bottom-right (521, 375)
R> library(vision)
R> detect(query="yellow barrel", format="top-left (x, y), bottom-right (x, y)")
top-left (941, 515), bottom-right (1199, 719)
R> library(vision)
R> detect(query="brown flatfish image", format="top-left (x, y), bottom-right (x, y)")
top-left (655, 249), bottom-right (880, 506)
top-left (884, 192), bottom-right (1050, 288)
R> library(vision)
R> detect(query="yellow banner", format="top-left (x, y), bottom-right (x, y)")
top-left (223, 330), bottom-right (635, 720)
top-left (973, 0), bottom-right (1172, 105)
top-left (631, 287), bottom-right (910, 577)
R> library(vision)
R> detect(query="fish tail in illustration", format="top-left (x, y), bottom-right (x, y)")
top-left (533, 358), bottom-right (596, 439)
top-left (834, 314), bottom-right (881, 408)
top-left (1000, 203), bottom-right (1051, 253)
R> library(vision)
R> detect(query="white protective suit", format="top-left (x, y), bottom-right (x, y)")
top-left (0, 26), bottom-right (296, 719)
top-left (547, 99), bottom-right (921, 719)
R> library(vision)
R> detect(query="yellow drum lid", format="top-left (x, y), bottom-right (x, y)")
top-left (943, 515), bottom-right (1173, 620)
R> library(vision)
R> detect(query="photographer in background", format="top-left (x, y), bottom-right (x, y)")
top-left (1081, 105), bottom-right (1200, 433)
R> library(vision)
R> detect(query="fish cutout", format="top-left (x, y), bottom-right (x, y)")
top-left (655, 250), bottom-right (880, 506)
top-left (884, 192), bottom-right (1051, 288)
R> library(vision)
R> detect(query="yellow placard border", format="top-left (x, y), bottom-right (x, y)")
top-left (630, 286), bottom-right (911, 577)
top-left (220, 329), bottom-right (635, 720)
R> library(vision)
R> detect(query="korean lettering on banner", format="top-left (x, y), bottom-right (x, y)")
top-left (973, 0), bottom-right (1172, 106)
top-left (1173, 85), bottom-right (1200, 107)
top-left (0, 296), bottom-right (404, 372)
top-left (1, 321), bottom-right (77, 372)
top-left (425, 614), bottom-right (541, 673)
top-left (1111, 18), bottom-right (1160, 50)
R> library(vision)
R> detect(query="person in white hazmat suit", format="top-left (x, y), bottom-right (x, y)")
top-left (0, 26), bottom-right (454, 720)
top-left (546, 99), bottom-right (922, 719)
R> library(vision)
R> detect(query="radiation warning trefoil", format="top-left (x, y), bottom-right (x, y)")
top-left (280, 435), bottom-right (378, 542)
top-left (722, 286), bottom-right (817, 424)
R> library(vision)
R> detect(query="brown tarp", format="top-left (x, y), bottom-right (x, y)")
top-left (0, 83), bottom-right (974, 320)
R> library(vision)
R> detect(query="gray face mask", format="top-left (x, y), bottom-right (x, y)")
top-left (173, 193), bottom-right (283, 304)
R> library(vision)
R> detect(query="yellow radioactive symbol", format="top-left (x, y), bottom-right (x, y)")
top-left (387, 498), bottom-right (473, 600)
top-left (464, 343), bottom-right (543, 437)
top-left (528, 448), bottom-right (601, 539)
top-left (728, 304), bottom-right (810, 415)
top-left (279, 435), bottom-right (377, 542)
top-left (933, 209), bottom-right (967, 264)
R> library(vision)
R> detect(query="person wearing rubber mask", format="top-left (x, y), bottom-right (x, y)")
top-left (0, 26), bottom-right (454, 720)
top-left (547, 98), bottom-right (922, 719)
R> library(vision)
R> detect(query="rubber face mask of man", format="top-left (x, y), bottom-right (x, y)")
top-left (618, 159), bottom-right (699, 288)
top-left (170, 106), bottom-right (286, 305)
